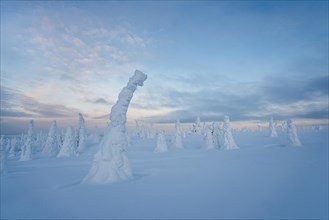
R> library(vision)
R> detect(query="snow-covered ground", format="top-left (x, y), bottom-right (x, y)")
top-left (1, 129), bottom-right (328, 219)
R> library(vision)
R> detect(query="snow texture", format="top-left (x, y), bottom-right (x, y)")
top-left (154, 131), bottom-right (168, 153)
top-left (57, 127), bottom-right (76, 157)
top-left (20, 120), bottom-right (34, 161)
top-left (42, 121), bottom-right (60, 156)
top-left (83, 70), bottom-right (147, 184)
top-left (269, 117), bottom-right (278, 137)
top-left (287, 119), bottom-right (302, 146)
top-left (76, 113), bottom-right (86, 153)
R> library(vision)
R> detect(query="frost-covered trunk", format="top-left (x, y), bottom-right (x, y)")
top-left (20, 120), bottom-right (34, 161)
top-left (269, 117), bottom-right (278, 137)
top-left (221, 116), bottom-right (238, 150)
top-left (76, 113), bottom-right (86, 153)
top-left (287, 119), bottom-right (302, 146)
top-left (174, 120), bottom-right (183, 148)
top-left (83, 70), bottom-right (147, 184)
top-left (42, 121), bottom-right (60, 156)
top-left (154, 131), bottom-right (168, 153)
top-left (57, 126), bottom-right (76, 157)
top-left (0, 136), bottom-right (7, 174)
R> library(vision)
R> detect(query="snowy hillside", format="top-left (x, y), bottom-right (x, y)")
top-left (1, 129), bottom-right (328, 219)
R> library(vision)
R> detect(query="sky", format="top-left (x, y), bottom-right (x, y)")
top-left (1, 1), bottom-right (328, 134)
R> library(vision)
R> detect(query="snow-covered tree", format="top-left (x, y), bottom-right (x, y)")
top-left (8, 137), bottom-right (17, 158)
top-left (135, 121), bottom-right (142, 138)
top-left (42, 120), bottom-right (60, 156)
top-left (204, 125), bottom-right (215, 150)
top-left (192, 116), bottom-right (203, 134)
top-left (287, 119), bottom-right (302, 146)
top-left (18, 133), bottom-right (26, 152)
top-left (76, 113), bottom-right (86, 153)
top-left (57, 126), bottom-right (76, 157)
top-left (0, 136), bottom-right (7, 174)
top-left (83, 70), bottom-right (147, 184)
top-left (174, 120), bottom-right (183, 148)
top-left (20, 120), bottom-right (35, 161)
top-left (35, 131), bottom-right (47, 152)
top-left (257, 124), bottom-right (262, 132)
top-left (57, 129), bottom-right (64, 147)
top-left (220, 116), bottom-right (239, 150)
top-left (154, 131), bottom-right (168, 153)
top-left (89, 132), bottom-right (101, 144)
top-left (269, 117), bottom-right (278, 137)
top-left (212, 122), bottom-right (222, 148)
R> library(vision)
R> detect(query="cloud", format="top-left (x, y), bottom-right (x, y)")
top-left (261, 75), bottom-right (328, 104)
top-left (23, 8), bottom-right (151, 84)
top-left (94, 98), bottom-right (111, 105)
top-left (138, 74), bottom-right (328, 123)
top-left (0, 109), bottom-right (35, 118)
top-left (92, 114), bottom-right (108, 120)
top-left (83, 97), bottom-right (112, 105)
top-left (21, 96), bottom-right (78, 118)
top-left (1, 86), bottom-right (79, 119)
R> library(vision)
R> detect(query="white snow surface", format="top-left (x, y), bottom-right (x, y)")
top-left (1, 128), bottom-right (328, 219)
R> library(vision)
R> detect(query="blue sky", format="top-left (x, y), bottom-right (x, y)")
top-left (1, 1), bottom-right (328, 134)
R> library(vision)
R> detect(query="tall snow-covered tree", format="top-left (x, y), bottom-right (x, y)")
top-left (154, 131), bottom-right (168, 153)
top-left (42, 120), bottom-right (60, 156)
top-left (20, 120), bottom-right (35, 161)
top-left (83, 70), bottom-right (147, 184)
top-left (192, 116), bottom-right (203, 134)
top-left (220, 116), bottom-right (239, 150)
top-left (269, 117), bottom-right (278, 137)
top-left (212, 122), bottom-right (221, 148)
top-left (257, 124), bottom-right (262, 132)
top-left (0, 136), bottom-right (7, 174)
top-left (147, 123), bottom-right (156, 139)
top-left (8, 137), bottom-right (17, 157)
top-left (57, 126), bottom-right (76, 157)
top-left (287, 119), bottom-right (302, 146)
top-left (174, 120), bottom-right (183, 148)
top-left (35, 131), bottom-right (47, 152)
top-left (204, 125), bottom-right (215, 150)
top-left (76, 113), bottom-right (86, 153)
